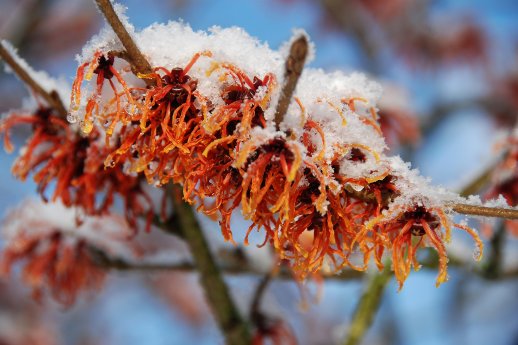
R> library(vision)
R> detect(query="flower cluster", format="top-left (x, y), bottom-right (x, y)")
top-left (68, 22), bottom-right (484, 287)
top-left (0, 106), bottom-right (154, 232)
top-left (0, 200), bottom-right (137, 305)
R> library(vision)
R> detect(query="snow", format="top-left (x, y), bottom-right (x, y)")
top-left (1, 199), bottom-right (137, 260)
top-left (72, 11), bottom-right (516, 217)
top-left (1, 40), bottom-right (70, 107)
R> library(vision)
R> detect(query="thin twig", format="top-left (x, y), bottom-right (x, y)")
top-left (170, 185), bottom-right (251, 345)
top-left (0, 41), bottom-right (67, 117)
top-left (250, 270), bottom-right (276, 329)
top-left (449, 203), bottom-right (518, 219)
top-left (483, 222), bottom-right (505, 279)
top-left (274, 35), bottom-right (308, 129)
top-left (94, 0), bottom-right (153, 81)
top-left (96, 254), bottom-right (363, 280)
top-left (343, 185), bottom-right (518, 220)
top-left (91, 242), bottom-right (518, 280)
top-left (343, 265), bottom-right (392, 345)
top-left (89, 246), bottom-right (194, 271)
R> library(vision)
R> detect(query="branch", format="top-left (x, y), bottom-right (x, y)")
top-left (169, 185), bottom-right (251, 345)
top-left (91, 241), bottom-right (518, 281)
top-left (274, 35), bottom-right (308, 129)
top-left (0, 41), bottom-right (67, 117)
top-left (250, 270), bottom-right (275, 330)
top-left (482, 222), bottom-right (505, 279)
top-left (449, 203), bottom-right (518, 219)
top-left (94, 0), bottom-right (153, 79)
top-left (343, 265), bottom-right (392, 345)
top-left (89, 246), bottom-right (195, 271)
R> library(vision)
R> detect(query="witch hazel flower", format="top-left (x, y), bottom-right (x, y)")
top-left (69, 18), bottom-right (486, 287)
top-left (0, 199), bottom-right (138, 305)
top-left (0, 98), bottom-right (155, 232)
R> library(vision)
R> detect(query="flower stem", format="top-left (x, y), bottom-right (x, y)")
top-left (344, 265), bottom-right (392, 345)
top-left (274, 35), bottom-right (308, 129)
top-left (0, 41), bottom-right (67, 117)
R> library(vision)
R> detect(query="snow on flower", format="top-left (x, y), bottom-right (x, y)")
top-left (30, 15), bottom-right (484, 287)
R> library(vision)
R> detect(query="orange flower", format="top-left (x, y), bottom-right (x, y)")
top-left (70, 51), bottom-right (136, 134)
top-left (355, 204), bottom-right (483, 288)
top-left (0, 200), bottom-right (137, 305)
top-left (97, 53), bottom-right (212, 186)
top-left (69, 47), bottom-right (485, 287)
top-left (0, 107), bottom-right (154, 231)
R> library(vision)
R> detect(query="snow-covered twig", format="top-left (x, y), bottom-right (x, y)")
top-left (94, 0), bottom-right (153, 81)
top-left (0, 41), bottom-right (67, 116)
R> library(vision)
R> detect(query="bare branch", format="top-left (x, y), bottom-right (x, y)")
top-left (483, 222), bottom-right (505, 279)
top-left (449, 203), bottom-right (518, 219)
top-left (169, 185), bottom-right (251, 345)
top-left (274, 35), bottom-right (308, 129)
top-left (458, 163), bottom-right (501, 197)
top-left (250, 269), bottom-right (276, 331)
top-left (343, 265), bottom-right (392, 345)
top-left (91, 242), bottom-right (518, 281)
top-left (0, 41), bottom-right (67, 117)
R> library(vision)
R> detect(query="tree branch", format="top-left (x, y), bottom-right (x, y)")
top-left (94, 0), bottom-right (154, 80)
top-left (449, 203), bottom-right (518, 219)
top-left (169, 185), bottom-right (251, 344)
top-left (482, 222), bottom-right (505, 279)
top-left (250, 270), bottom-right (275, 329)
top-left (343, 265), bottom-right (392, 345)
top-left (95, 254), bottom-right (364, 280)
top-left (91, 242), bottom-right (518, 281)
top-left (274, 35), bottom-right (308, 129)
top-left (0, 41), bottom-right (67, 117)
